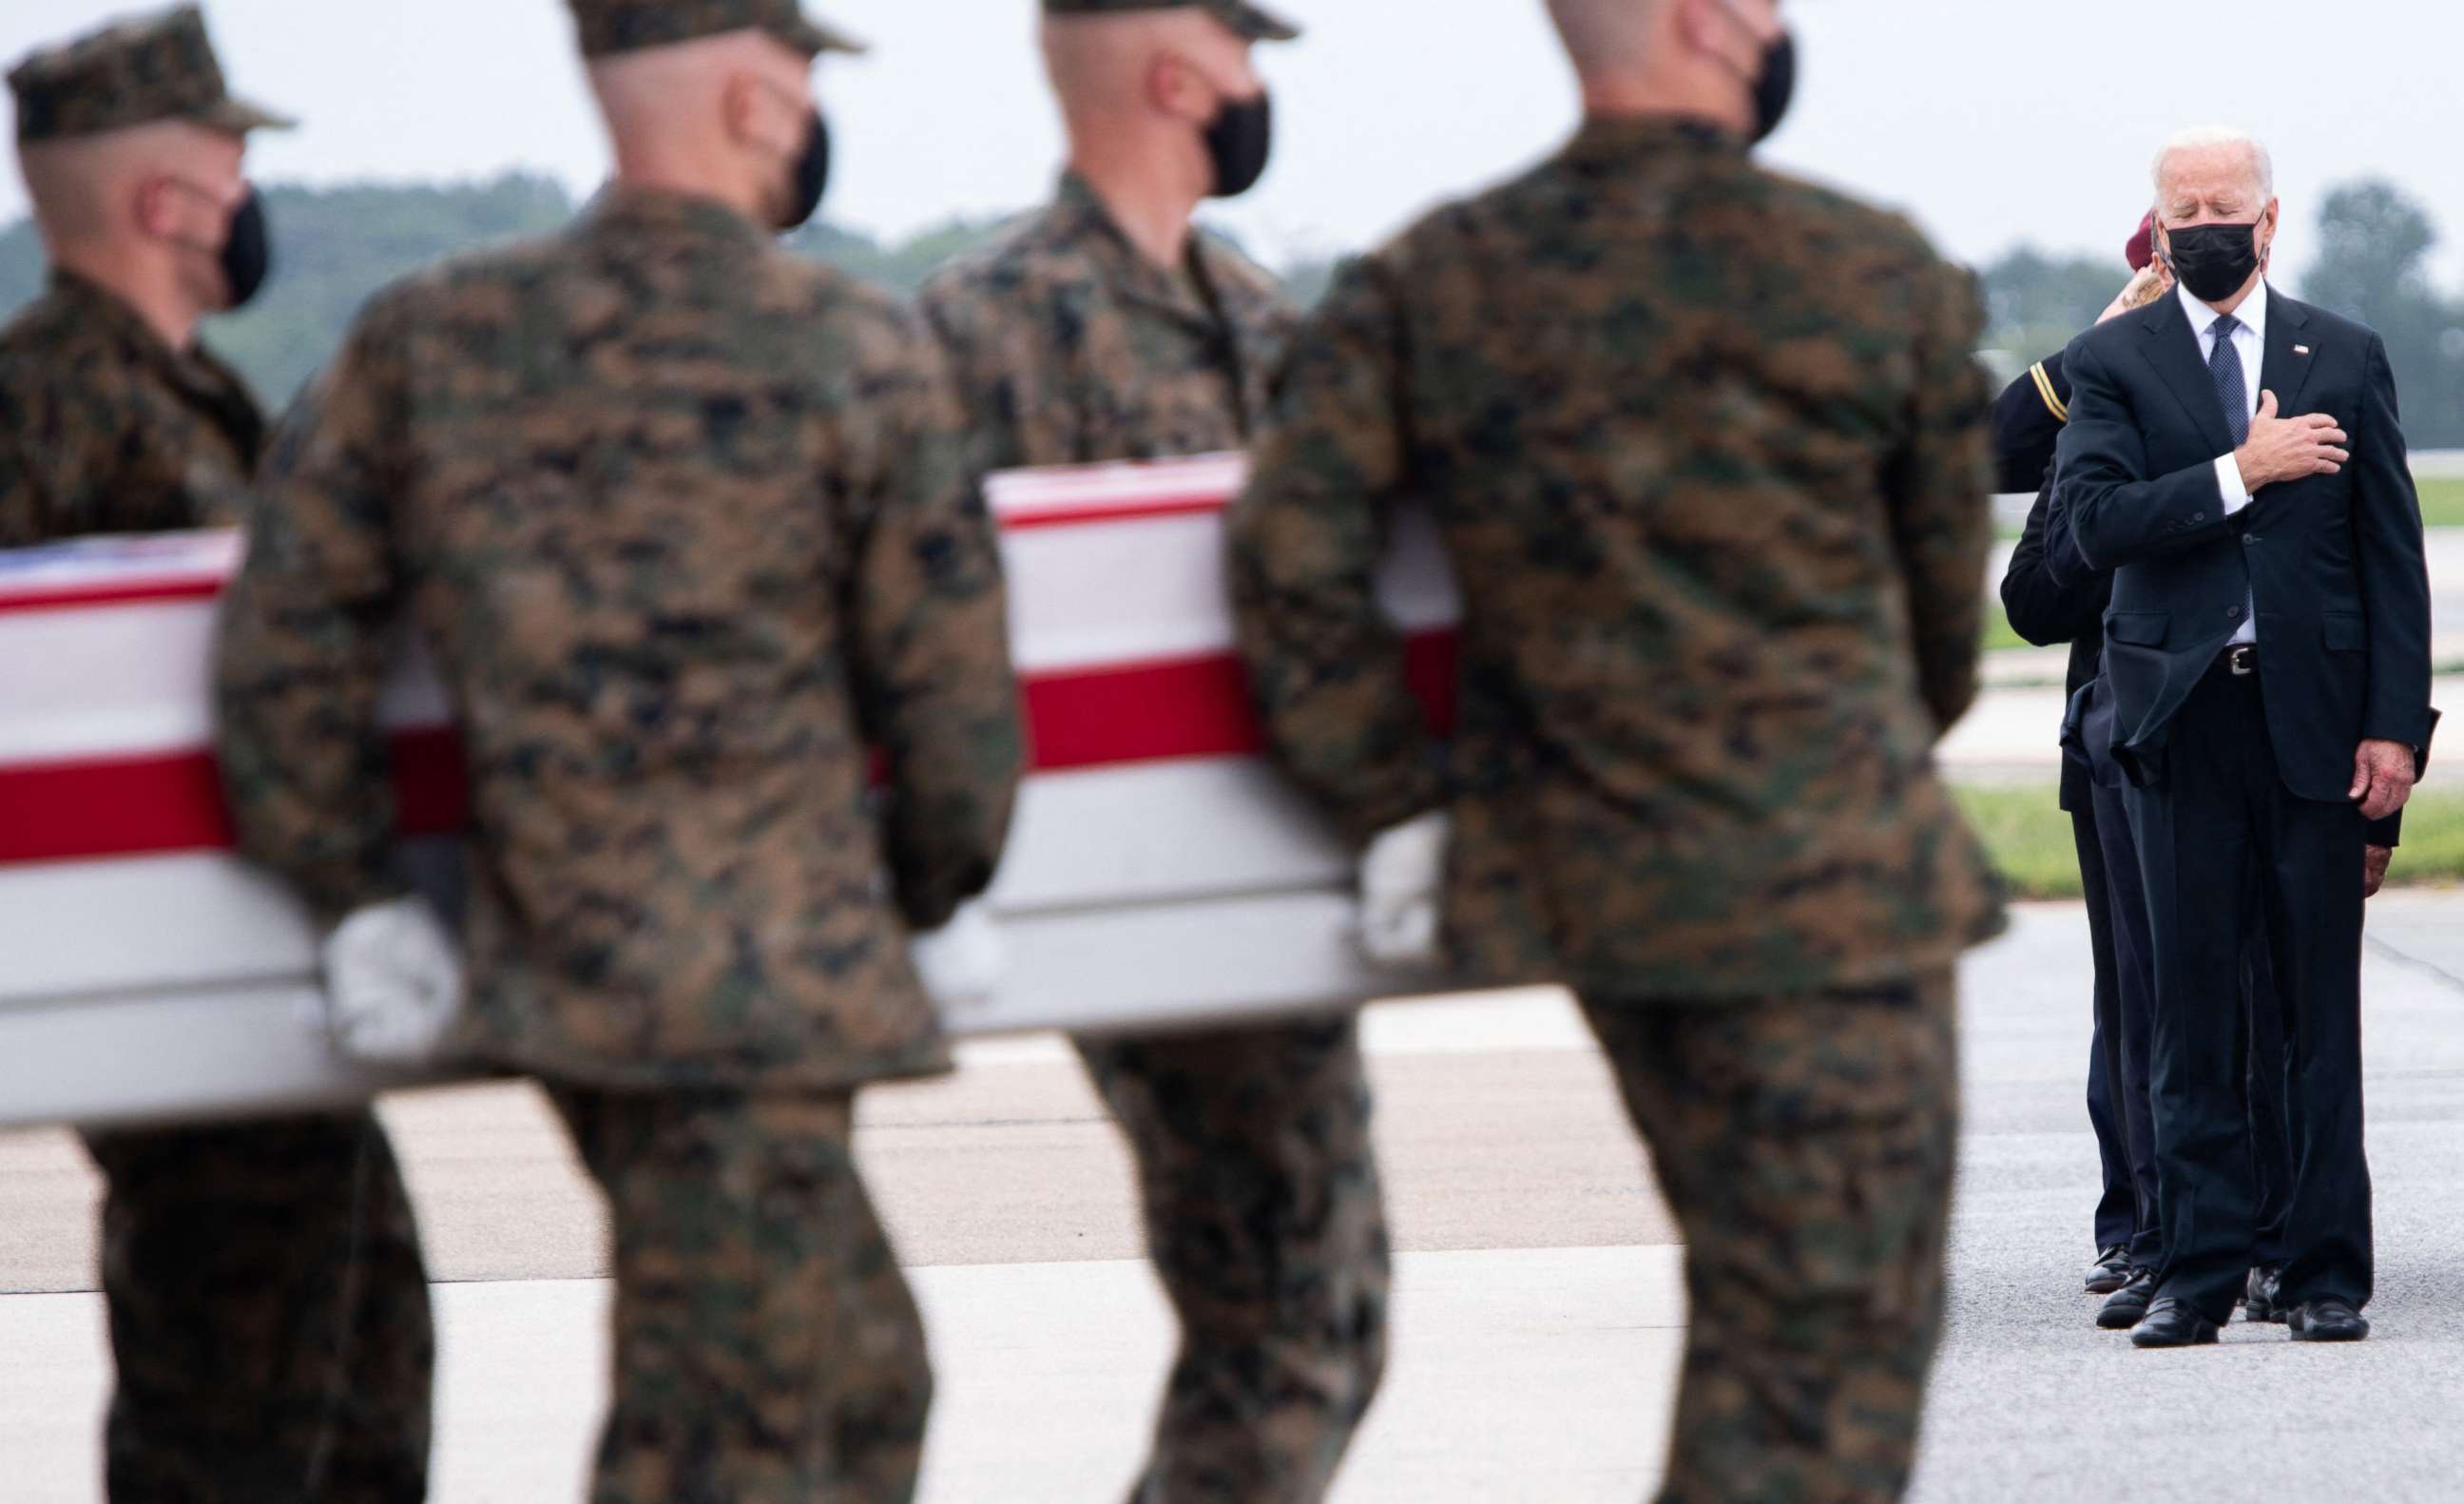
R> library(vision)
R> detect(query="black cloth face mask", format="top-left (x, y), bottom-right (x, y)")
top-left (1204, 90), bottom-right (1273, 199)
top-left (2163, 222), bottom-right (2264, 303)
top-left (774, 109), bottom-right (832, 231)
top-left (167, 179), bottom-right (272, 309)
top-left (1747, 29), bottom-right (1796, 144)
top-left (217, 187), bottom-right (272, 309)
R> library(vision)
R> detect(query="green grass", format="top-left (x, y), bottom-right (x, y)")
top-left (1954, 785), bottom-right (2464, 901)
top-left (1980, 601), bottom-right (2031, 653)
top-left (2386, 788), bottom-right (2464, 884)
top-left (2417, 477), bottom-right (2464, 530)
top-left (1954, 787), bottom-right (2091, 899)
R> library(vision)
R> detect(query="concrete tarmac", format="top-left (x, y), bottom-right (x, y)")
top-left (4, 897), bottom-right (2462, 1501)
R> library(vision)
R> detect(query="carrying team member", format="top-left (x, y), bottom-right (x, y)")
top-left (918, 4), bottom-right (1389, 1499)
top-left (0, 10), bottom-right (434, 1499)
top-left (1227, 1), bottom-right (2003, 1497)
top-left (210, 2), bottom-right (1026, 1497)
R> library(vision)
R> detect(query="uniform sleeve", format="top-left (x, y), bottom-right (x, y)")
top-left (1989, 355), bottom-right (2068, 494)
top-left (915, 276), bottom-right (1030, 483)
top-left (845, 319), bottom-right (1027, 931)
top-left (1225, 253), bottom-right (1444, 844)
top-left (211, 310), bottom-right (410, 926)
top-left (1998, 477), bottom-right (2107, 648)
top-left (1884, 261), bottom-right (1997, 736)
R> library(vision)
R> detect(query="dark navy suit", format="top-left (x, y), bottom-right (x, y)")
top-left (2005, 364), bottom-right (2295, 1277)
top-left (2056, 284), bottom-right (2432, 1322)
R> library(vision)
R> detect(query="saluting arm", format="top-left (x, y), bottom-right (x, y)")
top-left (846, 329), bottom-right (1027, 932)
top-left (2351, 335), bottom-right (2435, 752)
top-left (212, 314), bottom-right (409, 925)
top-left (1224, 256), bottom-right (1445, 845)
top-left (1987, 359), bottom-right (2064, 495)
top-left (1999, 478), bottom-right (2109, 647)
top-left (2056, 339), bottom-right (2234, 571)
top-left (1885, 264), bottom-right (1996, 735)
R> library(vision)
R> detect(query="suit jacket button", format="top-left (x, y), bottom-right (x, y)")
top-left (2193, 511), bottom-right (2209, 521)
top-left (2228, 607), bottom-right (2244, 619)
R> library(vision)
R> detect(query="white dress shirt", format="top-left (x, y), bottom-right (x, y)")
top-left (2183, 279), bottom-right (2266, 645)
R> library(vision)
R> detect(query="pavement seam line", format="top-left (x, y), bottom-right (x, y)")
top-left (2364, 934), bottom-right (2464, 997)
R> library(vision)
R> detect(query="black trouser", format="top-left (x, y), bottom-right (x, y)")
top-left (2096, 772), bottom-right (2296, 1274)
top-left (2124, 659), bottom-right (2372, 1323)
top-left (2072, 801), bottom-right (2140, 1257)
top-left (2244, 942), bottom-right (2295, 1268)
top-left (2084, 784), bottom-right (2161, 1266)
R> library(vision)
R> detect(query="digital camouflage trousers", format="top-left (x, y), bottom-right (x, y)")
top-left (81, 1110), bottom-right (434, 1503)
top-left (549, 1084), bottom-right (932, 1504)
top-left (1079, 1015), bottom-right (1392, 1504)
top-left (1582, 972), bottom-right (1960, 1504)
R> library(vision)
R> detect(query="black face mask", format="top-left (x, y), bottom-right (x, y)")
top-left (2163, 222), bottom-right (2264, 303)
top-left (1203, 90), bottom-right (1273, 199)
top-left (1747, 30), bottom-right (1797, 144)
top-left (217, 187), bottom-right (272, 309)
top-left (774, 110), bottom-right (832, 231)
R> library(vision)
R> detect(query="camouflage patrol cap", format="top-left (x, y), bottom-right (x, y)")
top-left (568, 0), bottom-right (870, 59)
top-left (9, 6), bottom-right (294, 146)
top-left (1043, 0), bottom-right (1302, 43)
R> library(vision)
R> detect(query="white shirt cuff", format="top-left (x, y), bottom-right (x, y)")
top-left (2214, 453), bottom-right (2252, 514)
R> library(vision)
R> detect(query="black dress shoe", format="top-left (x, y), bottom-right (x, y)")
top-left (2287, 1299), bottom-right (2370, 1342)
top-left (2096, 1267), bottom-right (2157, 1329)
top-left (2243, 1263), bottom-right (2287, 1324)
top-left (2130, 1297), bottom-right (2222, 1348)
top-left (2085, 1245), bottom-right (2133, 1295)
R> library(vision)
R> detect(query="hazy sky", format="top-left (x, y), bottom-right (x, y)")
top-left (3, 0), bottom-right (2460, 290)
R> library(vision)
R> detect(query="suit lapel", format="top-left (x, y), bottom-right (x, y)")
top-left (2135, 295), bottom-right (2239, 458)
top-left (2257, 288), bottom-right (2320, 413)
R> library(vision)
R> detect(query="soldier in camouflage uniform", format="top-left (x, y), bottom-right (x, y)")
top-left (917, 5), bottom-right (1388, 1500)
top-left (0, 11), bottom-right (436, 1501)
top-left (210, 2), bottom-right (1025, 1499)
top-left (1226, 1), bottom-right (2005, 1499)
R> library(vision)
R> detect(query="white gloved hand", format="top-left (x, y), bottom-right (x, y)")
top-left (911, 900), bottom-right (1004, 1012)
top-left (1357, 811), bottom-right (1451, 970)
top-left (321, 897), bottom-right (466, 1066)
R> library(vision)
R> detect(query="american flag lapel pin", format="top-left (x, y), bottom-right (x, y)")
top-left (2295, 344), bottom-right (2311, 357)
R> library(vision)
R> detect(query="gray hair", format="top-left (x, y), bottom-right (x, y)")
top-left (2151, 125), bottom-right (2276, 202)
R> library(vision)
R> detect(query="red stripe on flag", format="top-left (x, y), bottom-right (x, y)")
top-left (0, 635), bottom-right (1458, 866)
top-left (995, 496), bottom-right (1230, 531)
top-left (0, 730), bottom-right (473, 867)
top-left (0, 578), bottom-right (227, 616)
top-left (1022, 629), bottom-right (1455, 769)
top-left (392, 727), bottom-right (472, 837)
top-left (1025, 654), bottom-right (1264, 766)
top-left (0, 753), bottom-right (235, 864)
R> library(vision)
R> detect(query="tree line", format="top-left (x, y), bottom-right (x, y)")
top-left (1980, 180), bottom-right (2464, 447)
top-left (1, 172), bottom-right (2454, 446)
